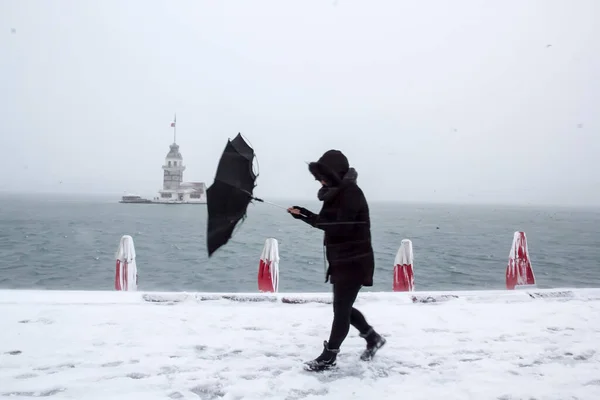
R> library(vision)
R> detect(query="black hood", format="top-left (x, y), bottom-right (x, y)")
top-left (308, 149), bottom-right (350, 187)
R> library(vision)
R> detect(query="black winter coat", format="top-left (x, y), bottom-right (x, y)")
top-left (292, 150), bottom-right (375, 287)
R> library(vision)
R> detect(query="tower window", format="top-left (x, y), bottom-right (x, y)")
top-left (168, 161), bottom-right (172, 167)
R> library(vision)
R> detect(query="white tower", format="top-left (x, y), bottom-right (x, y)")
top-left (162, 142), bottom-right (185, 191)
top-left (158, 114), bottom-right (186, 201)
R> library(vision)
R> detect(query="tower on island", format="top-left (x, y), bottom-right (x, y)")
top-left (161, 142), bottom-right (185, 191)
top-left (156, 114), bottom-right (207, 203)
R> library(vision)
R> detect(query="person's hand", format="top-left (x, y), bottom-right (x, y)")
top-left (287, 207), bottom-right (301, 215)
top-left (287, 206), bottom-right (309, 219)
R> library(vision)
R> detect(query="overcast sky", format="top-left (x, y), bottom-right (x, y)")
top-left (1, 0), bottom-right (598, 206)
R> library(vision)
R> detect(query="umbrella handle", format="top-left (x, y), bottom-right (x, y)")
top-left (238, 189), bottom-right (288, 212)
top-left (251, 196), bottom-right (285, 209)
top-left (252, 196), bottom-right (308, 218)
top-left (250, 193), bottom-right (366, 223)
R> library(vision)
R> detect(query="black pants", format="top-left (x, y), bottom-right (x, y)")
top-left (327, 281), bottom-right (372, 350)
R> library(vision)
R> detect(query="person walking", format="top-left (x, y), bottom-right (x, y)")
top-left (288, 149), bottom-right (386, 372)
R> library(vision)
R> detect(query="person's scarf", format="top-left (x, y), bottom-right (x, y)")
top-left (317, 167), bottom-right (358, 202)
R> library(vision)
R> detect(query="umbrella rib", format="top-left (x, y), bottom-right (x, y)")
top-left (211, 179), bottom-right (255, 198)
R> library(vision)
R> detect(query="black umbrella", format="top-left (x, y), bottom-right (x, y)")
top-left (206, 133), bottom-right (284, 257)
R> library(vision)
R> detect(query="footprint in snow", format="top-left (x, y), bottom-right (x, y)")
top-left (14, 373), bottom-right (38, 380)
top-left (126, 372), bottom-right (150, 379)
top-left (190, 384), bottom-right (226, 399)
top-left (1, 387), bottom-right (66, 397)
top-left (194, 345), bottom-right (207, 353)
top-left (242, 326), bottom-right (264, 331)
top-left (101, 361), bottom-right (123, 368)
top-left (34, 363), bottom-right (76, 373)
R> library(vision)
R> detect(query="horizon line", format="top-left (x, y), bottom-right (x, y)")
top-left (0, 190), bottom-right (598, 210)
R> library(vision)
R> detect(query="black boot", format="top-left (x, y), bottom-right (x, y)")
top-left (303, 340), bottom-right (339, 372)
top-left (359, 328), bottom-right (386, 361)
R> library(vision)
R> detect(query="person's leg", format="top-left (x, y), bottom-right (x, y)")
top-left (343, 288), bottom-right (387, 361)
top-left (355, 304), bottom-right (386, 361)
top-left (303, 281), bottom-right (359, 371)
top-left (327, 281), bottom-right (362, 349)
top-left (304, 281), bottom-right (386, 371)
top-left (350, 306), bottom-right (371, 334)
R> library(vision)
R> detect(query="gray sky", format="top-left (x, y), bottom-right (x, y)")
top-left (1, 0), bottom-right (598, 206)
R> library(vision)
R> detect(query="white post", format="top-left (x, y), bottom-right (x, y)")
top-left (506, 231), bottom-right (536, 290)
top-left (393, 239), bottom-right (414, 292)
top-left (115, 235), bottom-right (138, 291)
top-left (258, 238), bottom-right (279, 293)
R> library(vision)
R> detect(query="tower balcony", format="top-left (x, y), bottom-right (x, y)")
top-left (162, 165), bottom-right (186, 171)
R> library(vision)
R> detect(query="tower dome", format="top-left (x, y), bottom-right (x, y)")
top-left (166, 143), bottom-right (183, 160)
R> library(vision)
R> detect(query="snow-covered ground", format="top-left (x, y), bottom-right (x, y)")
top-left (1, 288), bottom-right (600, 400)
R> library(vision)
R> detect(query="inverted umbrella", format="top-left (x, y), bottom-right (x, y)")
top-left (206, 133), bottom-right (285, 257)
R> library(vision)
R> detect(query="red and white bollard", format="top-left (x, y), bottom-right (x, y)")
top-left (506, 231), bottom-right (536, 290)
top-left (115, 235), bottom-right (138, 291)
top-left (393, 239), bottom-right (414, 292)
top-left (258, 238), bottom-right (279, 293)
